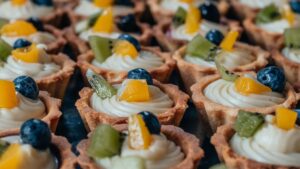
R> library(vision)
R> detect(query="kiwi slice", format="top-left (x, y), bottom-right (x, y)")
top-left (215, 57), bottom-right (239, 82)
top-left (255, 4), bottom-right (282, 24)
top-left (111, 156), bottom-right (146, 169)
top-left (0, 18), bottom-right (8, 30)
top-left (88, 11), bottom-right (103, 27)
top-left (0, 140), bottom-right (10, 157)
top-left (186, 35), bottom-right (219, 61)
top-left (86, 69), bottom-right (117, 99)
top-left (88, 35), bottom-right (116, 63)
top-left (87, 124), bottom-right (121, 159)
top-left (234, 110), bottom-right (265, 138)
top-left (209, 164), bottom-right (227, 169)
top-left (0, 38), bottom-right (13, 62)
top-left (173, 7), bottom-right (187, 28)
top-left (284, 28), bottom-right (300, 49)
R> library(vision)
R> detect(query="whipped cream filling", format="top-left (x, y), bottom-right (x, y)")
top-left (239, 0), bottom-right (287, 9)
top-left (160, 0), bottom-right (204, 12)
top-left (97, 135), bottom-right (184, 169)
top-left (0, 93), bottom-right (46, 131)
top-left (231, 115), bottom-right (300, 167)
top-left (92, 51), bottom-right (164, 72)
top-left (78, 28), bottom-right (121, 41)
top-left (204, 79), bottom-right (285, 108)
top-left (0, 1), bottom-right (53, 20)
top-left (282, 47), bottom-right (300, 63)
top-left (257, 19), bottom-right (290, 34)
top-left (91, 84), bottom-right (173, 117)
top-left (1, 32), bottom-right (56, 47)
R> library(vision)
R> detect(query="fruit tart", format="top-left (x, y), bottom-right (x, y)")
top-left (0, 40), bottom-right (76, 99)
top-left (0, 19), bottom-right (66, 54)
top-left (191, 66), bottom-right (300, 132)
top-left (0, 119), bottom-right (77, 169)
top-left (77, 112), bottom-right (204, 169)
top-left (76, 69), bottom-right (189, 131)
top-left (173, 32), bottom-right (269, 94)
top-left (77, 35), bottom-right (175, 83)
top-left (243, 4), bottom-right (300, 50)
top-left (211, 109), bottom-right (300, 169)
top-left (153, 2), bottom-right (241, 52)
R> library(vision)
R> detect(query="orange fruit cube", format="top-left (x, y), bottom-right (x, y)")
top-left (220, 30), bottom-right (239, 51)
top-left (185, 5), bottom-right (201, 34)
top-left (92, 7), bottom-right (114, 33)
top-left (0, 80), bottom-right (19, 109)
top-left (234, 77), bottom-right (271, 95)
top-left (0, 20), bottom-right (37, 37)
top-left (12, 44), bottom-right (39, 63)
top-left (119, 80), bottom-right (150, 102)
top-left (0, 144), bottom-right (23, 169)
top-left (93, 0), bottom-right (113, 8)
top-left (113, 40), bottom-right (138, 59)
top-left (276, 107), bottom-right (297, 130)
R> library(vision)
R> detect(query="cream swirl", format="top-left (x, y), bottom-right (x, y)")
top-left (0, 1), bottom-right (53, 20)
top-left (78, 28), bottom-right (121, 41)
top-left (1, 32), bottom-right (56, 47)
top-left (92, 51), bottom-right (164, 72)
top-left (282, 47), bottom-right (300, 63)
top-left (231, 115), bottom-right (300, 167)
top-left (239, 0), bottom-right (287, 9)
top-left (97, 135), bottom-right (184, 169)
top-left (257, 19), bottom-right (290, 34)
top-left (204, 79), bottom-right (285, 108)
top-left (160, 0), bottom-right (204, 12)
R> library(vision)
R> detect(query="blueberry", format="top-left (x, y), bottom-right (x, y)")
top-left (118, 34), bottom-right (141, 51)
top-left (138, 111), bottom-right (161, 135)
top-left (205, 29), bottom-right (224, 45)
top-left (114, 0), bottom-right (134, 7)
top-left (31, 0), bottom-right (53, 6)
top-left (290, 0), bottom-right (300, 14)
top-left (13, 39), bottom-right (32, 49)
top-left (257, 66), bottom-right (286, 92)
top-left (199, 1), bottom-right (220, 23)
top-left (295, 109), bottom-right (300, 125)
top-left (116, 14), bottom-right (141, 33)
top-left (128, 68), bottom-right (153, 85)
top-left (14, 76), bottom-right (39, 100)
top-left (20, 119), bottom-right (51, 150)
top-left (27, 17), bottom-right (44, 31)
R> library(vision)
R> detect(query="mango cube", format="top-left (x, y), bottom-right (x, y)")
top-left (12, 44), bottom-right (39, 63)
top-left (93, 0), bottom-right (113, 8)
top-left (234, 77), bottom-right (271, 95)
top-left (92, 7), bottom-right (114, 33)
top-left (220, 30), bottom-right (239, 51)
top-left (283, 6), bottom-right (295, 26)
top-left (0, 144), bottom-right (23, 169)
top-left (113, 40), bottom-right (138, 59)
top-left (276, 107), bottom-right (297, 130)
top-left (119, 80), bottom-right (150, 102)
top-left (0, 80), bottom-right (19, 109)
top-left (0, 21), bottom-right (37, 37)
top-left (185, 5), bottom-right (201, 34)
top-left (11, 0), bottom-right (27, 6)
top-left (180, 0), bottom-right (194, 3)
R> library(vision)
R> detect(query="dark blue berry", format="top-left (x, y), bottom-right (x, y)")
top-left (116, 14), bottom-right (141, 33)
top-left (31, 0), bottom-right (53, 6)
top-left (20, 119), bottom-right (51, 150)
top-left (138, 111), bottom-right (161, 135)
top-left (114, 0), bottom-right (134, 7)
top-left (26, 17), bottom-right (44, 31)
top-left (118, 34), bottom-right (141, 51)
top-left (205, 29), bottom-right (224, 45)
top-left (13, 39), bottom-right (32, 49)
top-left (290, 0), bottom-right (300, 14)
top-left (199, 1), bottom-right (220, 23)
top-left (128, 68), bottom-right (153, 85)
top-left (14, 76), bottom-right (39, 100)
top-left (295, 109), bottom-right (300, 125)
top-left (257, 66), bottom-right (286, 92)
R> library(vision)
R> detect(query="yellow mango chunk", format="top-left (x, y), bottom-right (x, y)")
top-left (0, 144), bottom-right (23, 169)
top-left (119, 80), bottom-right (150, 102)
top-left (93, 0), bottom-right (113, 8)
top-left (235, 77), bottom-right (271, 95)
top-left (92, 7), bottom-right (114, 33)
top-left (11, 0), bottom-right (27, 6)
top-left (128, 114), bottom-right (152, 150)
top-left (12, 44), bottom-right (39, 63)
top-left (113, 40), bottom-right (138, 59)
top-left (0, 21), bottom-right (37, 37)
top-left (0, 80), bottom-right (19, 109)
top-left (276, 107), bottom-right (297, 130)
top-left (185, 5), bottom-right (201, 34)
top-left (283, 6), bottom-right (295, 26)
top-left (220, 30), bottom-right (239, 51)
top-left (180, 0), bottom-right (193, 3)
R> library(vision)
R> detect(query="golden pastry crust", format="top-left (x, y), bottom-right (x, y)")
top-left (77, 125), bottom-right (204, 169)
top-left (191, 74), bottom-right (300, 132)
top-left (173, 42), bottom-right (269, 94)
top-left (75, 79), bottom-right (189, 132)
top-left (229, 0), bottom-right (260, 20)
top-left (77, 46), bottom-right (176, 84)
top-left (211, 124), bottom-right (300, 169)
top-left (43, 24), bottom-right (67, 54)
top-left (40, 8), bottom-right (69, 28)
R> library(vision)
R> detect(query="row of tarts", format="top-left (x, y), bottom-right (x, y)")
top-left (0, 0), bottom-right (299, 169)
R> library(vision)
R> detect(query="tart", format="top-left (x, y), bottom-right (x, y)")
top-left (77, 35), bottom-right (175, 83)
top-left (77, 113), bottom-right (204, 169)
top-left (211, 109), bottom-right (300, 169)
top-left (76, 69), bottom-right (189, 131)
top-left (191, 67), bottom-right (300, 132)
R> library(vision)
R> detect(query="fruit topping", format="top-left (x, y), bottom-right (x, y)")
top-left (14, 76), bottom-right (39, 100)
top-left (199, 1), bottom-right (220, 23)
top-left (138, 111), bottom-right (161, 135)
top-left (93, 0), bottom-right (113, 8)
top-left (0, 140), bottom-right (10, 157)
top-left (86, 69), bottom-right (117, 99)
top-left (88, 124), bottom-right (121, 158)
top-left (290, 0), bottom-right (300, 14)
top-left (283, 6), bottom-right (295, 26)
top-left (12, 44), bottom-right (39, 63)
top-left (13, 39), bottom-right (32, 49)
top-left (220, 30), bottom-right (239, 51)
top-left (128, 68), bottom-right (153, 85)
top-left (180, 0), bottom-right (193, 3)
top-left (111, 156), bottom-right (146, 169)
top-left (186, 35), bottom-right (219, 61)
top-left (234, 76), bottom-right (272, 95)
top-left (0, 38), bottom-right (13, 62)
top-left (118, 79), bottom-right (150, 102)
top-left (11, 0), bottom-right (27, 6)
top-left (295, 109), bottom-right (300, 125)
top-left (20, 119), bottom-right (51, 150)
top-left (117, 14), bottom-right (141, 33)
top-left (205, 29), bottom-right (224, 46)
top-left (32, 0), bottom-right (53, 6)
top-left (87, 11), bottom-right (103, 28)
top-left (92, 7), bottom-right (114, 33)
top-left (0, 20), bottom-right (37, 37)
top-left (0, 19), bottom-right (8, 30)
top-left (210, 164), bottom-right (227, 169)
top-left (276, 107), bottom-right (298, 130)
top-left (128, 114), bottom-right (152, 150)
top-left (255, 4), bottom-right (282, 24)
top-left (284, 28), bottom-right (300, 49)
top-left (234, 110), bottom-right (265, 138)
top-left (185, 5), bottom-right (201, 34)
top-left (0, 144), bottom-right (22, 169)
top-left (88, 36), bottom-right (116, 63)
top-left (0, 80), bottom-right (19, 109)
top-left (257, 66), bottom-right (286, 92)
top-left (113, 40), bottom-right (139, 59)
top-left (114, 0), bottom-right (134, 7)
top-left (173, 7), bottom-right (187, 28)
top-left (26, 17), bottom-right (44, 31)
top-left (118, 34), bottom-right (141, 51)
top-left (215, 59), bottom-right (239, 82)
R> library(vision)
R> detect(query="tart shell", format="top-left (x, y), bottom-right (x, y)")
top-left (40, 8), bottom-right (69, 28)
top-left (75, 79), bottom-right (189, 132)
top-left (44, 24), bottom-right (67, 54)
top-left (77, 125), bottom-right (204, 169)
top-left (229, 0), bottom-right (260, 20)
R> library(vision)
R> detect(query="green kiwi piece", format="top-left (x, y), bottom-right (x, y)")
top-left (186, 35), bottom-right (219, 61)
top-left (87, 124), bottom-right (121, 159)
top-left (88, 11), bottom-right (103, 27)
top-left (86, 69), bottom-right (117, 99)
top-left (255, 4), bottom-right (281, 24)
top-left (234, 110), bottom-right (265, 138)
top-left (88, 35), bottom-right (116, 63)
top-left (0, 140), bottom-right (10, 157)
top-left (0, 18), bottom-right (8, 30)
top-left (111, 156), bottom-right (146, 169)
top-left (173, 7), bottom-right (187, 28)
top-left (0, 38), bottom-right (13, 62)
top-left (284, 28), bottom-right (300, 49)
top-left (209, 164), bottom-right (227, 169)
top-left (215, 57), bottom-right (239, 82)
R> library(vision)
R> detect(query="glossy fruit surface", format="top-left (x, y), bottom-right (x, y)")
top-left (0, 21), bottom-right (37, 37)
top-left (257, 66), bottom-right (285, 92)
top-left (88, 36), bottom-right (115, 63)
top-left (0, 80), bottom-right (19, 109)
top-left (283, 6), bottom-right (295, 25)
top-left (119, 80), bottom-right (150, 102)
top-left (116, 14), bottom-right (140, 33)
top-left (234, 111), bottom-right (264, 138)
top-left (92, 7), bottom-right (114, 33)
top-left (185, 5), bottom-right (200, 34)
top-left (215, 60), bottom-right (239, 82)
top-left (13, 39), bottom-right (32, 49)
top-left (93, 0), bottom-right (113, 7)
top-left (220, 30), bottom-right (239, 51)
top-left (14, 76), bottom-right (39, 100)
top-left (26, 17), bottom-right (44, 31)
top-left (290, 0), bottom-right (300, 14)
top-left (276, 107), bottom-right (297, 130)
top-left (32, 0), bottom-right (53, 6)
top-left (113, 40), bottom-right (138, 59)
top-left (235, 77), bottom-right (271, 95)
top-left (114, 0), bottom-right (134, 7)
top-left (127, 68), bottom-right (153, 85)
top-left (118, 34), bottom-right (141, 51)
top-left (11, 0), bottom-right (27, 6)
top-left (0, 38), bottom-right (13, 62)
top-left (205, 29), bottom-right (224, 45)
top-left (12, 44), bottom-right (39, 63)
top-left (199, 2), bottom-right (220, 23)
top-left (0, 144), bottom-right (22, 169)
top-left (138, 111), bottom-right (161, 135)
